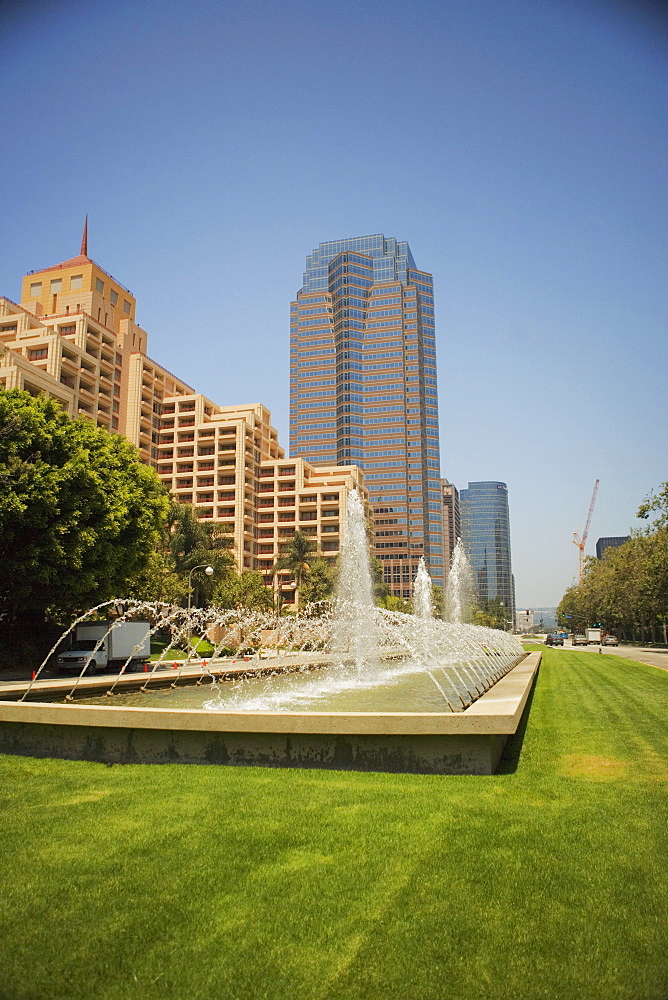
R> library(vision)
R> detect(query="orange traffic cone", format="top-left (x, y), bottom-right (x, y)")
top-left (31, 671), bottom-right (36, 680)
top-left (144, 664), bottom-right (149, 672)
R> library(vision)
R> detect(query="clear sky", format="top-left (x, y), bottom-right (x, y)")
top-left (2, 0), bottom-right (666, 607)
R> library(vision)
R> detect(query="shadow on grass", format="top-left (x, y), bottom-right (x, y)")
top-left (495, 665), bottom-right (539, 775)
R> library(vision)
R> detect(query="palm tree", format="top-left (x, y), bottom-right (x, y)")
top-left (272, 530), bottom-right (315, 612)
top-left (167, 502), bottom-right (234, 606)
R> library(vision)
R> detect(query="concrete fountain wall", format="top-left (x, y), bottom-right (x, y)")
top-left (0, 652), bottom-right (539, 775)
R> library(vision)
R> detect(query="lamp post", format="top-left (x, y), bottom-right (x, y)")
top-left (277, 579), bottom-right (296, 616)
top-left (187, 564), bottom-right (214, 611)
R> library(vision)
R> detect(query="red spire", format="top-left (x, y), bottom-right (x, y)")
top-left (80, 215), bottom-right (88, 256)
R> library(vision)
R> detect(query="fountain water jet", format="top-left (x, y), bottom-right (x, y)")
top-left (445, 539), bottom-right (475, 624)
top-left (413, 557), bottom-right (433, 620)
top-left (0, 489), bottom-right (539, 774)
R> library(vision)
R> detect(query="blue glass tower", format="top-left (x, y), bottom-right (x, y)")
top-left (460, 481), bottom-right (514, 622)
top-left (289, 235), bottom-right (443, 596)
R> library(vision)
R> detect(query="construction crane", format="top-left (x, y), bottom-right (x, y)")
top-left (573, 479), bottom-right (600, 583)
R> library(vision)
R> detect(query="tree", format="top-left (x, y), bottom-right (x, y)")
top-left (556, 490), bottom-right (668, 644)
top-left (369, 556), bottom-right (390, 605)
top-left (167, 501), bottom-right (234, 606)
top-left (124, 548), bottom-right (189, 606)
top-left (214, 571), bottom-right (274, 611)
top-left (637, 482), bottom-right (668, 529)
top-left (0, 388), bottom-right (169, 625)
top-left (431, 583), bottom-right (445, 620)
top-left (272, 530), bottom-right (315, 609)
top-left (473, 597), bottom-right (508, 630)
top-left (299, 557), bottom-right (335, 605)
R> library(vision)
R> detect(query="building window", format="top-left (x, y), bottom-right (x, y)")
top-left (109, 289), bottom-right (118, 306)
top-left (30, 282), bottom-right (42, 297)
top-left (123, 300), bottom-right (131, 314)
top-left (70, 275), bottom-right (83, 290)
top-left (95, 278), bottom-right (104, 294)
top-left (50, 279), bottom-right (62, 293)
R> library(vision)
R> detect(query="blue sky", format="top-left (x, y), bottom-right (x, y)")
top-left (2, 0), bottom-right (666, 607)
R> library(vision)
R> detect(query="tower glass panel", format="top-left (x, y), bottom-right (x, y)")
top-left (459, 481), bottom-right (514, 622)
top-left (290, 234), bottom-right (443, 595)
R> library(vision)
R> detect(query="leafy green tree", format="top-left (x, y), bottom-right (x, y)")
top-left (557, 487), bottom-right (668, 643)
top-left (377, 594), bottom-right (406, 612)
top-left (124, 548), bottom-right (189, 606)
top-left (0, 388), bottom-right (169, 625)
top-left (638, 482), bottom-right (668, 529)
top-left (369, 556), bottom-right (390, 605)
top-left (299, 557), bottom-right (335, 605)
top-left (431, 584), bottom-right (445, 619)
top-left (472, 597), bottom-right (509, 630)
top-left (214, 571), bottom-right (274, 611)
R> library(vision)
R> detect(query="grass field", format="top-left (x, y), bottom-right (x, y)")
top-left (1, 648), bottom-right (667, 1000)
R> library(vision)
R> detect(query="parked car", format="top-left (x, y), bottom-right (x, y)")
top-left (602, 635), bottom-right (619, 646)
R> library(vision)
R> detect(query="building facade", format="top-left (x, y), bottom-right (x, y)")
top-left (595, 536), bottom-right (630, 559)
top-left (460, 481), bottom-right (514, 622)
top-left (1, 232), bottom-right (368, 596)
top-left (154, 393), bottom-right (367, 595)
top-left (441, 478), bottom-right (461, 579)
top-left (289, 234), bottom-right (443, 599)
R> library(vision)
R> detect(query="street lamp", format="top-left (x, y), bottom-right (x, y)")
top-left (277, 579), bottom-right (296, 615)
top-left (187, 564), bottom-right (214, 611)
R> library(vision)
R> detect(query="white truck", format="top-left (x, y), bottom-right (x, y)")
top-left (56, 621), bottom-right (151, 675)
top-left (586, 627), bottom-right (602, 644)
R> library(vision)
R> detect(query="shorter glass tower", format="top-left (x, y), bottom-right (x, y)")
top-left (460, 481), bottom-right (514, 622)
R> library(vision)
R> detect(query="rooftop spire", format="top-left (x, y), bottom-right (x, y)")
top-left (80, 215), bottom-right (88, 257)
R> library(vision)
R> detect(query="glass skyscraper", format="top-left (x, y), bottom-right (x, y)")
top-left (460, 481), bottom-right (514, 621)
top-left (289, 234), bottom-right (443, 596)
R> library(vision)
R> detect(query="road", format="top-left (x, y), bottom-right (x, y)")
top-left (560, 641), bottom-right (668, 672)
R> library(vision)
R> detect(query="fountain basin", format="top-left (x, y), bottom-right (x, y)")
top-left (0, 652), bottom-right (539, 774)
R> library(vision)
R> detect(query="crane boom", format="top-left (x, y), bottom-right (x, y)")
top-left (573, 479), bottom-right (600, 583)
top-left (582, 479), bottom-right (599, 547)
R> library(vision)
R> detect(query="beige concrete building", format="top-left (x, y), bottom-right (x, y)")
top-left (441, 478), bottom-right (461, 581)
top-left (1, 229), bottom-right (368, 597)
top-left (254, 459), bottom-right (367, 606)
top-left (154, 391), bottom-right (367, 600)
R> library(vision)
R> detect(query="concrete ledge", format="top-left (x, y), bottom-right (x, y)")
top-left (0, 653), bottom-right (540, 775)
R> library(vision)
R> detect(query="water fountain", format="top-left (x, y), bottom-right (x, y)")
top-left (444, 539), bottom-right (475, 625)
top-left (0, 490), bottom-right (539, 774)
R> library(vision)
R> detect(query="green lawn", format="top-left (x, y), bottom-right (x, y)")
top-left (1, 648), bottom-right (667, 1000)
